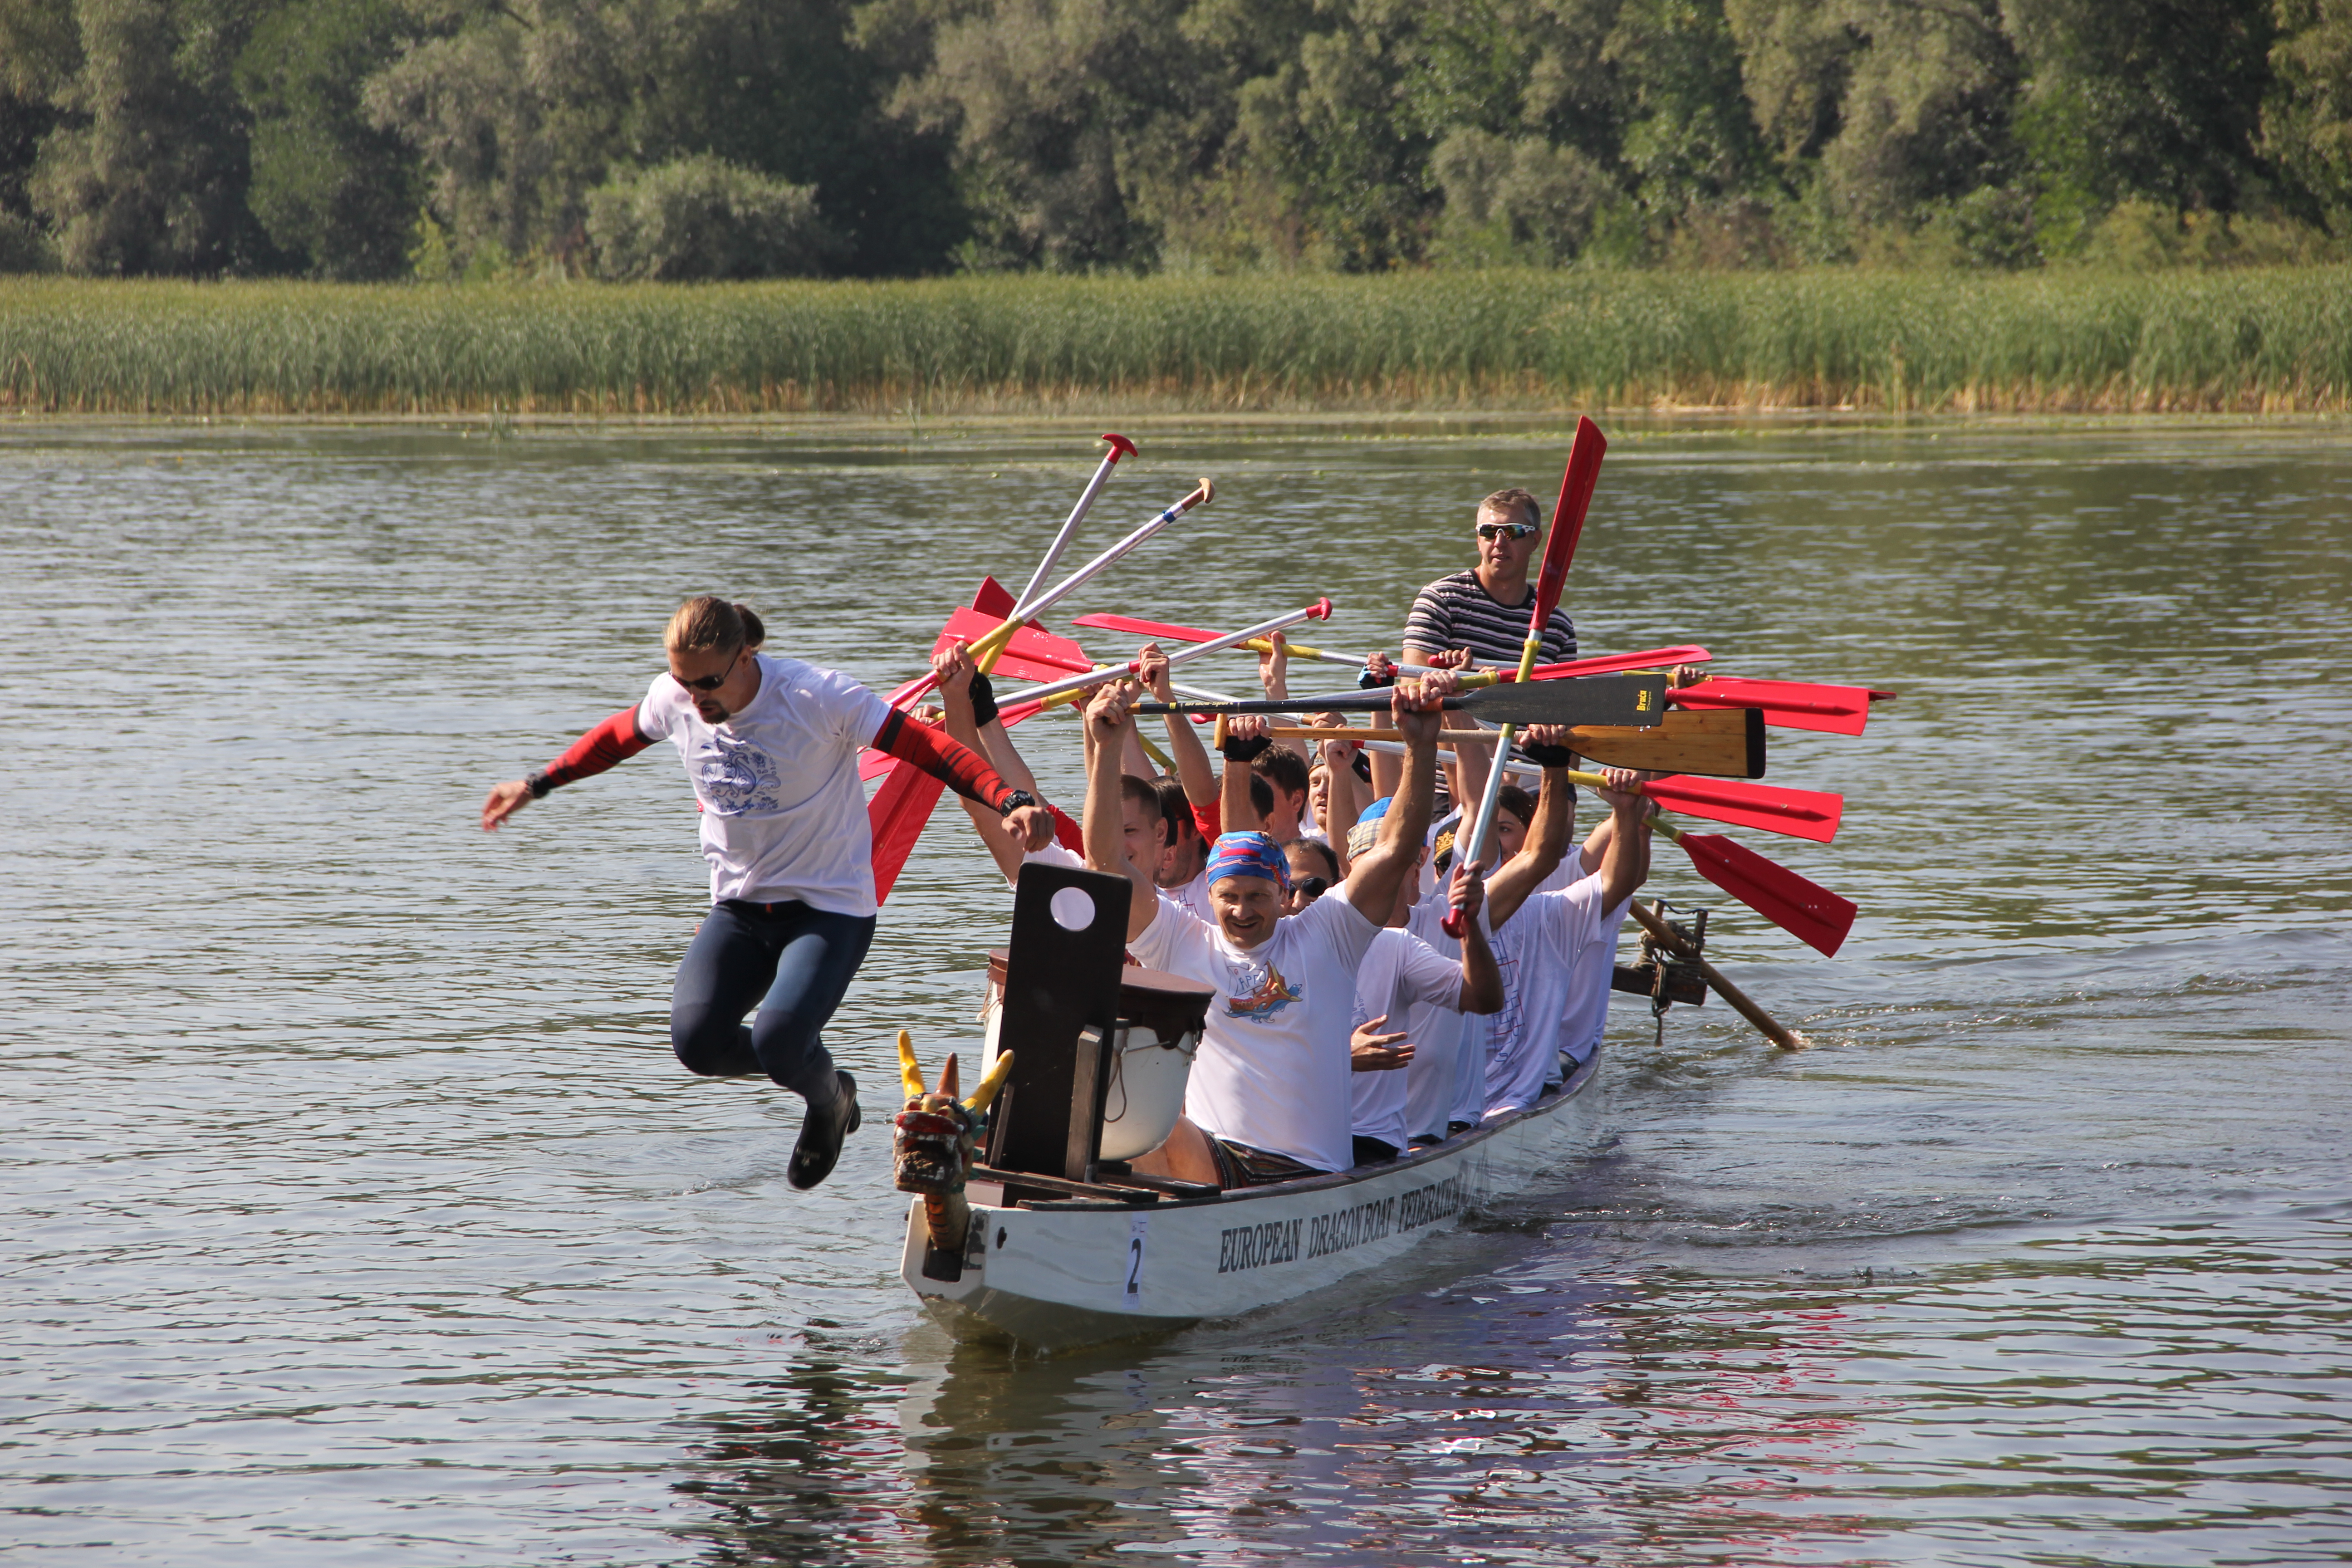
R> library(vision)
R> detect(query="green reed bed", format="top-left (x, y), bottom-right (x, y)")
top-left (3, 269), bottom-right (2348, 414)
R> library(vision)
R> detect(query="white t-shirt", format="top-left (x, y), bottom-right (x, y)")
top-left (1127, 885), bottom-right (1382, 1174)
top-left (637, 653), bottom-right (893, 916)
top-left (1550, 869), bottom-right (1633, 1069)
top-left (1398, 895), bottom-right (1482, 1143)
top-left (1012, 841), bottom-right (1085, 888)
top-left (1158, 865), bottom-right (1213, 924)
top-left (1348, 926), bottom-right (1463, 1153)
top-left (1483, 875), bottom-right (1612, 1118)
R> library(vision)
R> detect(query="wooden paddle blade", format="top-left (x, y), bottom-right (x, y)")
top-left (1462, 671), bottom-right (1666, 727)
top-left (1642, 773), bottom-right (1843, 843)
top-left (1669, 676), bottom-right (1877, 736)
top-left (1569, 707), bottom-right (1766, 778)
top-left (1531, 416), bottom-right (1607, 627)
top-left (1676, 832), bottom-right (1856, 957)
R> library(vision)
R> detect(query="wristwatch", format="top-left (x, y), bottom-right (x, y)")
top-left (997, 789), bottom-right (1038, 817)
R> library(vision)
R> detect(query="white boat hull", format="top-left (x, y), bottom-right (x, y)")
top-left (901, 1051), bottom-right (1602, 1350)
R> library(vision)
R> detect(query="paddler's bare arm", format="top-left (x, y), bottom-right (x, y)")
top-left (1482, 723), bottom-right (1577, 926)
top-left (1083, 681), bottom-right (1161, 939)
top-left (1320, 727), bottom-right (1363, 876)
top-left (934, 642), bottom-right (1030, 885)
top-left (1448, 864), bottom-right (1504, 1013)
top-left (1139, 645), bottom-right (1217, 807)
top-left (1341, 674), bottom-right (1450, 921)
top-left (1219, 714), bottom-right (1271, 833)
top-left (1594, 768), bottom-right (1651, 910)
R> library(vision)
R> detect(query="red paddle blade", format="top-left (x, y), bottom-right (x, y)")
top-left (1676, 831), bottom-right (1856, 957)
top-left (937, 607), bottom-right (1095, 682)
top-left (1643, 774), bottom-right (1843, 843)
top-left (970, 575), bottom-right (1017, 618)
top-left (1517, 645), bottom-right (1710, 681)
top-left (1531, 416), bottom-right (1606, 630)
top-left (1070, 610), bottom-right (1219, 644)
top-left (1670, 677), bottom-right (1877, 737)
top-left (868, 762), bottom-right (944, 905)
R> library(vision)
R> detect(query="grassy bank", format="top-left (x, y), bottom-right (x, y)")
top-left (3, 269), bottom-right (2348, 415)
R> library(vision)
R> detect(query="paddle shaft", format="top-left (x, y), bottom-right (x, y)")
top-left (1627, 901), bottom-right (1805, 1051)
top-left (1002, 598), bottom-right (1329, 706)
top-left (1017, 433), bottom-right (1134, 610)
top-left (970, 479), bottom-right (1212, 669)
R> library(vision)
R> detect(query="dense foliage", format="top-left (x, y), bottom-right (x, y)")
top-left (0, 0), bottom-right (2346, 279)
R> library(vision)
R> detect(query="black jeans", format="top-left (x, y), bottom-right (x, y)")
top-left (670, 899), bottom-right (877, 1102)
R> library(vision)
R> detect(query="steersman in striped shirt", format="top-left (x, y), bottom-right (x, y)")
top-left (1401, 486), bottom-right (1578, 668)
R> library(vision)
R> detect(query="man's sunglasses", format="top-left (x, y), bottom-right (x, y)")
top-left (1476, 521), bottom-right (1539, 541)
top-left (672, 649), bottom-right (742, 692)
top-left (1292, 875), bottom-right (1331, 900)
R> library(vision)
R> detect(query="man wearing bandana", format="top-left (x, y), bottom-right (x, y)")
top-left (1081, 671), bottom-right (1488, 1188)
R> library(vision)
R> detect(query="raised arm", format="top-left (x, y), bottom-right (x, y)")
top-left (1481, 722), bottom-right (1578, 926)
top-left (934, 642), bottom-right (1030, 884)
top-left (1082, 681), bottom-right (1162, 940)
top-left (481, 705), bottom-right (650, 830)
top-left (1592, 769), bottom-right (1651, 911)
top-left (1139, 644), bottom-right (1218, 809)
top-left (1218, 715), bottom-right (1272, 833)
top-left (1446, 864), bottom-right (1504, 1014)
top-left (1339, 674), bottom-right (1450, 921)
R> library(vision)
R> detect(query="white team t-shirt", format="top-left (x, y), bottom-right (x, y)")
top-left (1348, 925), bottom-right (1464, 1153)
top-left (1483, 875), bottom-right (1612, 1118)
top-left (1013, 841), bottom-right (1085, 888)
top-left (1158, 866), bottom-right (1213, 925)
top-left (1399, 895), bottom-right (1482, 1143)
top-left (1127, 885), bottom-right (1382, 1175)
top-left (637, 653), bottom-right (894, 916)
top-left (1550, 868), bottom-right (1633, 1068)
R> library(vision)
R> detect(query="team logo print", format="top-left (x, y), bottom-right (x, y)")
top-left (697, 732), bottom-right (781, 814)
top-left (1226, 960), bottom-right (1300, 1021)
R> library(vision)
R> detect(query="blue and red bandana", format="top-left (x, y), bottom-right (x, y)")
top-left (1205, 831), bottom-right (1290, 891)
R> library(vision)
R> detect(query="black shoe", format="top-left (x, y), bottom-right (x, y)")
top-left (789, 1071), bottom-right (861, 1191)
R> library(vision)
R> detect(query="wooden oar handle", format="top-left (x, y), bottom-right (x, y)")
top-left (1627, 902), bottom-right (1806, 1052)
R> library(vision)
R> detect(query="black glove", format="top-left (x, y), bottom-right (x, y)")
top-left (967, 671), bottom-right (999, 728)
top-left (1219, 731), bottom-right (1273, 763)
top-left (1519, 739), bottom-right (1578, 768)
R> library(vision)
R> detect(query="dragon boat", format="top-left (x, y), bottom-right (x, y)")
top-left (888, 862), bottom-right (1604, 1352)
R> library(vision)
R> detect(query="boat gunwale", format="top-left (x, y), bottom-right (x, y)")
top-left (993, 1048), bottom-right (1602, 1212)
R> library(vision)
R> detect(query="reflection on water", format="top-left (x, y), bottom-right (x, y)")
top-left (2, 415), bottom-right (2348, 1565)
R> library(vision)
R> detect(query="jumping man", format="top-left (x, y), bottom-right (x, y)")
top-left (481, 596), bottom-right (1054, 1189)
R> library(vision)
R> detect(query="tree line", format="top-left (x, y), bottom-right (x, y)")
top-left (0, 0), bottom-right (2347, 280)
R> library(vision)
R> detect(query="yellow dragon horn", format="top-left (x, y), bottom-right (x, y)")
top-left (963, 1050), bottom-right (1014, 1115)
top-left (895, 1029), bottom-right (925, 1102)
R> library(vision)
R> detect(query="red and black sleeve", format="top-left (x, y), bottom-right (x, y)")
top-left (872, 709), bottom-right (1013, 811)
top-left (529, 707), bottom-right (652, 797)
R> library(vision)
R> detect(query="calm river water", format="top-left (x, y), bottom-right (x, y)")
top-left (3, 414), bottom-right (2348, 1566)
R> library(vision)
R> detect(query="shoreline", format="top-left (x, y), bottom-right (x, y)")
top-left (6, 268), bottom-right (2348, 417)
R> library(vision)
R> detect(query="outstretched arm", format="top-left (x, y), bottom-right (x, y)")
top-left (482, 705), bottom-right (650, 830)
top-left (871, 707), bottom-right (1053, 853)
top-left (1594, 771), bottom-right (1651, 911)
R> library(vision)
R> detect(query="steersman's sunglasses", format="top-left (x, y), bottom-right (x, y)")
top-left (1476, 521), bottom-right (1539, 541)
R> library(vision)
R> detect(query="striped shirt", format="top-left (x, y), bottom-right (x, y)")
top-left (1402, 570), bottom-right (1577, 667)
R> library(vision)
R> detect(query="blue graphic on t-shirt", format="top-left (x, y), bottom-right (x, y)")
top-left (1225, 959), bottom-right (1300, 1021)
top-left (697, 732), bottom-right (781, 815)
